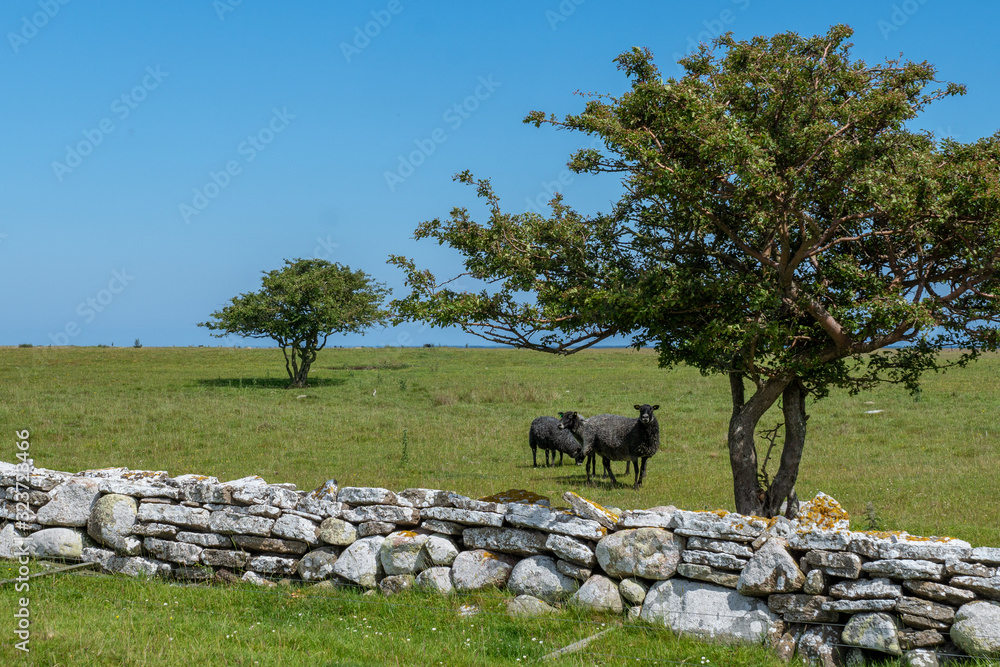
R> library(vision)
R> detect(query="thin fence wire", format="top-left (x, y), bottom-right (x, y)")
top-left (20, 566), bottom-right (1000, 665)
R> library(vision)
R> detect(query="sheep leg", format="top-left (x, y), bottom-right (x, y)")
top-left (558, 451), bottom-right (564, 466)
top-left (624, 460), bottom-right (631, 476)
top-left (634, 457), bottom-right (648, 490)
top-left (603, 457), bottom-right (618, 485)
top-left (585, 452), bottom-right (596, 484)
top-left (532, 445), bottom-right (538, 468)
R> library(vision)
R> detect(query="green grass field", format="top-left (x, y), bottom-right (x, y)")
top-left (1, 345), bottom-right (998, 665)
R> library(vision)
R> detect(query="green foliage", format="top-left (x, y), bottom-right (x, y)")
top-left (200, 259), bottom-right (389, 387)
top-left (390, 25), bottom-right (1000, 514)
top-left (392, 25), bottom-right (1000, 395)
top-left (133, 338), bottom-right (142, 349)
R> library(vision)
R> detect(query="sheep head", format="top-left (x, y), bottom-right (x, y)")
top-left (634, 404), bottom-right (659, 424)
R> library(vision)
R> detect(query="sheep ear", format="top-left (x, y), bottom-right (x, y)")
top-left (652, 405), bottom-right (659, 410)
top-left (633, 404), bottom-right (640, 410)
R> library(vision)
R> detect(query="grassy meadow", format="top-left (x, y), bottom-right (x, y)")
top-left (1, 345), bottom-right (998, 665)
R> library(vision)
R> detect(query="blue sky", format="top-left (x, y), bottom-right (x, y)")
top-left (2, 0), bottom-right (997, 348)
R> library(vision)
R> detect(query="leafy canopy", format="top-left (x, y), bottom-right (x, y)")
top-left (392, 25), bottom-right (1000, 398)
top-left (201, 259), bottom-right (389, 386)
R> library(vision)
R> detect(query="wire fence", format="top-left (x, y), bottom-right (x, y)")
top-left (10, 562), bottom-right (1000, 665)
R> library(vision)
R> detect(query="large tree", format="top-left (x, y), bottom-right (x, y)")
top-left (390, 26), bottom-right (1000, 516)
top-left (201, 259), bottom-right (389, 387)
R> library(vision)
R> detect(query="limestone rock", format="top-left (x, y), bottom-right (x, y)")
top-left (81, 547), bottom-right (115, 570)
top-left (505, 503), bottom-right (607, 541)
top-left (902, 649), bottom-right (939, 667)
top-left (768, 594), bottom-right (838, 623)
top-left (737, 538), bottom-right (805, 596)
top-left (676, 562), bottom-right (740, 589)
top-left (107, 555), bottom-right (171, 578)
top-left (902, 579), bottom-right (976, 606)
top-left (669, 509), bottom-right (767, 541)
top-left (861, 559), bottom-right (943, 580)
top-left (208, 508), bottom-right (274, 537)
top-left (342, 505), bottom-right (420, 526)
top-left (180, 477), bottom-right (231, 505)
top-left (447, 493), bottom-right (506, 514)
top-left (297, 547), bottom-right (339, 581)
top-left (272, 513), bottom-right (319, 545)
top-left (971, 547), bottom-right (1000, 566)
top-left (507, 594), bottom-right (558, 617)
top-left (380, 530), bottom-right (431, 575)
top-left (616, 506), bottom-right (676, 529)
top-left (424, 533), bottom-right (459, 567)
top-left (595, 527), bottom-right (684, 580)
top-left (97, 478), bottom-right (180, 500)
top-left (896, 596), bottom-right (955, 624)
top-left (462, 526), bottom-right (548, 557)
top-left (797, 624), bottom-right (844, 667)
top-left (150, 505), bottom-right (215, 532)
top-left (899, 629), bottom-right (944, 650)
top-left (641, 578), bottom-right (781, 644)
top-left (946, 559), bottom-right (995, 577)
top-left (337, 486), bottom-right (403, 506)
top-left (556, 559), bottom-right (592, 582)
top-left (950, 575), bottom-right (1000, 600)
top-left (793, 492), bottom-right (850, 532)
top-left (144, 537), bottom-right (203, 565)
top-left (0, 524), bottom-right (26, 558)
top-left (242, 570), bottom-right (277, 587)
top-left (841, 612), bottom-right (901, 656)
top-left (421, 519), bottom-right (465, 535)
top-left (563, 491), bottom-right (619, 530)
top-left (619, 578), bottom-right (649, 606)
top-left (822, 598), bottom-right (897, 612)
top-left (450, 549), bottom-right (516, 591)
top-left (876, 538), bottom-right (971, 563)
top-left (507, 555), bottom-right (578, 602)
top-left (201, 549), bottom-right (249, 568)
top-left (686, 536), bottom-right (754, 559)
top-left (174, 531), bottom-right (230, 548)
top-left (131, 522), bottom-right (178, 539)
top-left (29, 527), bottom-right (84, 558)
top-left (231, 535), bottom-right (308, 555)
top-left (318, 517), bottom-right (357, 546)
top-left (36, 478), bottom-right (101, 527)
top-left (421, 506), bottom-right (504, 528)
top-left (571, 574), bottom-right (623, 613)
top-left (804, 550), bottom-right (863, 579)
top-left (950, 600), bottom-right (1000, 657)
top-left (398, 488), bottom-right (451, 508)
top-left (333, 536), bottom-right (385, 588)
top-left (803, 569), bottom-right (826, 595)
top-left (829, 577), bottom-right (902, 600)
top-left (248, 555), bottom-right (298, 575)
top-left (357, 521), bottom-right (396, 537)
top-left (89, 495), bottom-right (142, 555)
top-left (682, 549), bottom-right (747, 571)
top-left (379, 574), bottom-right (415, 596)
top-left (545, 533), bottom-right (596, 567)
top-left (414, 566), bottom-right (453, 595)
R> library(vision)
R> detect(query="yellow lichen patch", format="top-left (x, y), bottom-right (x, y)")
top-left (862, 530), bottom-right (957, 543)
top-left (564, 491), bottom-right (620, 523)
top-left (710, 509), bottom-right (730, 518)
top-left (480, 489), bottom-right (549, 505)
top-left (396, 530), bottom-right (419, 539)
top-left (796, 493), bottom-right (850, 531)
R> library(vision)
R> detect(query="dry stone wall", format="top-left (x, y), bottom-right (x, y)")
top-left (2, 460), bottom-right (999, 665)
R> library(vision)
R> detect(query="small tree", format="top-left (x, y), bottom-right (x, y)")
top-left (200, 259), bottom-right (389, 387)
top-left (390, 26), bottom-right (1000, 516)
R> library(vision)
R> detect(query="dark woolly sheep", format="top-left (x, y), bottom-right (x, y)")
top-left (558, 404), bottom-right (660, 488)
top-left (529, 416), bottom-right (585, 467)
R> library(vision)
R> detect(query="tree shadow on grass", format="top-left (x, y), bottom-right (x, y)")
top-left (196, 377), bottom-right (347, 389)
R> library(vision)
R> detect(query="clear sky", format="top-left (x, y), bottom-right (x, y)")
top-left (2, 0), bottom-right (997, 348)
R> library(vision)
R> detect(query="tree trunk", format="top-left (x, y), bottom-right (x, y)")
top-left (763, 377), bottom-right (807, 518)
top-left (727, 373), bottom-right (791, 516)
